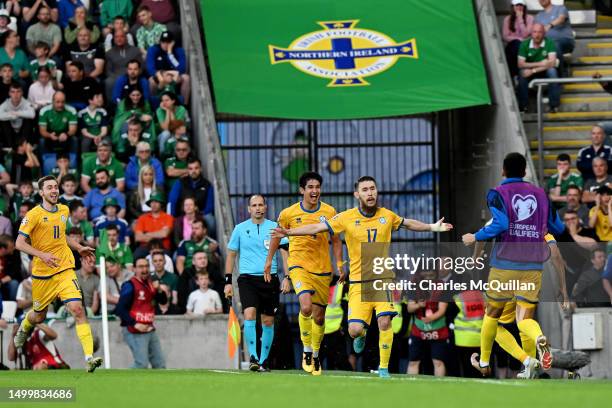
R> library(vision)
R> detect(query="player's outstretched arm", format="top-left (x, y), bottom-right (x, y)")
top-left (402, 217), bottom-right (453, 232)
top-left (272, 222), bottom-right (329, 238)
top-left (15, 234), bottom-right (59, 268)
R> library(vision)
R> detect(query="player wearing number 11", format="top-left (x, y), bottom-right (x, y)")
top-left (13, 175), bottom-right (102, 373)
top-left (273, 176), bottom-right (453, 378)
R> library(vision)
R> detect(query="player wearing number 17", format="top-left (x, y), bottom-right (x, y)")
top-left (13, 175), bottom-right (102, 373)
top-left (272, 176), bottom-right (453, 378)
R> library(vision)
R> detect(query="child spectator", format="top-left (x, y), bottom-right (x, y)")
top-left (8, 180), bottom-right (39, 219)
top-left (66, 200), bottom-right (94, 246)
top-left (50, 151), bottom-right (78, 181)
top-left (27, 66), bottom-right (55, 111)
top-left (78, 91), bottom-right (109, 153)
top-left (28, 42), bottom-right (60, 83)
top-left (59, 174), bottom-right (81, 206)
top-left (547, 153), bottom-right (583, 210)
top-left (185, 271), bottom-right (222, 316)
top-left (94, 197), bottom-right (130, 245)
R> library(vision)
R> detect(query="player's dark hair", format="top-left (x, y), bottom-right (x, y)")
top-left (95, 168), bottom-right (110, 178)
top-left (37, 175), bottom-right (57, 190)
top-left (503, 153), bottom-right (527, 178)
top-left (556, 153), bottom-right (571, 163)
top-left (354, 176), bottom-right (377, 191)
top-left (299, 171), bottom-right (322, 189)
top-left (69, 200), bottom-right (85, 212)
top-left (248, 194), bottom-right (266, 205)
top-left (60, 174), bottom-right (77, 185)
top-left (105, 224), bottom-right (120, 233)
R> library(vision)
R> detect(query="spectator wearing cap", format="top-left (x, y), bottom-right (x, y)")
top-left (78, 90), bottom-right (109, 153)
top-left (105, 37), bottom-right (142, 102)
top-left (125, 141), bottom-right (164, 191)
top-left (115, 257), bottom-right (166, 369)
top-left (582, 157), bottom-right (612, 205)
top-left (547, 153), bottom-right (583, 210)
top-left (57, 0), bottom-right (83, 29)
top-left (66, 200), bottom-right (94, 246)
top-left (147, 31), bottom-right (190, 105)
top-left (59, 60), bottom-right (101, 110)
top-left (64, 27), bottom-right (105, 79)
top-left (38, 90), bottom-right (78, 155)
top-left (100, 0), bottom-right (133, 36)
top-left (169, 157), bottom-right (216, 237)
top-left (135, 5), bottom-right (166, 57)
top-left (100, 255), bottom-right (132, 314)
top-left (128, 164), bottom-right (157, 220)
top-left (94, 197), bottom-right (130, 245)
top-left (165, 138), bottom-right (190, 190)
top-left (133, 191), bottom-right (173, 258)
top-left (588, 185), bottom-right (612, 241)
top-left (95, 224), bottom-right (133, 272)
top-left (577, 125), bottom-right (612, 180)
top-left (83, 168), bottom-right (126, 220)
top-left (503, 0), bottom-right (534, 79)
top-left (22, 0), bottom-right (59, 25)
top-left (110, 59), bottom-right (149, 105)
top-left (0, 82), bottom-right (36, 148)
top-left (0, 9), bottom-right (16, 34)
top-left (81, 139), bottom-right (125, 192)
top-left (26, 6), bottom-right (62, 58)
top-left (64, 6), bottom-right (100, 45)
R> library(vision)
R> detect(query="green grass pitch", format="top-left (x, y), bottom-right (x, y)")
top-left (2, 369), bottom-right (611, 408)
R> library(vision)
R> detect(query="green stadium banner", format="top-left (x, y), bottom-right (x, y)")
top-left (200, 0), bottom-right (490, 119)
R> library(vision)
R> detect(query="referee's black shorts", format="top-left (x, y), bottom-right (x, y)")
top-left (237, 274), bottom-right (280, 316)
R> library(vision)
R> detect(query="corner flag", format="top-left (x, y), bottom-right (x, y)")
top-left (227, 304), bottom-right (241, 359)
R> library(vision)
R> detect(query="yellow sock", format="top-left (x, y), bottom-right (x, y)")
top-left (75, 323), bottom-right (94, 357)
top-left (495, 325), bottom-right (528, 364)
top-left (378, 328), bottom-right (393, 369)
top-left (517, 318), bottom-right (543, 344)
top-left (21, 310), bottom-right (35, 333)
top-left (311, 321), bottom-right (325, 357)
top-left (299, 312), bottom-right (312, 351)
top-left (521, 332), bottom-right (536, 358)
top-left (480, 315), bottom-right (499, 364)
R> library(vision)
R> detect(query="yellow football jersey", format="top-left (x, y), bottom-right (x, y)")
top-left (278, 201), bottom-right (336, 273)
top-left (18, 204), bottom-right (75, 278)
top-left (326, 207), bottom-right (403, 282)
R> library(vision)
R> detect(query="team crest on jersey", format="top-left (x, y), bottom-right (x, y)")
top-left (295, 281), bottom-right (302, 289)
top-left (319, 216), bottom-right (327, 222)
top-left (61, 215), bottom-right (66, 223)
top-left (296, 217), bottom-right (302, 224)
top-left (42, 217), bottom-right (48, 222)
top-left (379, 217), bottom-right (386, 224)
top-left (269, 20), bottom-right (418, 87)
top-left (33, 300), bottom-right (40, 308)
top-left (21, 217), bottom-right (28, 226)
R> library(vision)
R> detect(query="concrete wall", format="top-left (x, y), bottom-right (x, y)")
top-left (572, 308), bottom-right (612, 379)
top-left (1, 316), bottom-right (233, 369)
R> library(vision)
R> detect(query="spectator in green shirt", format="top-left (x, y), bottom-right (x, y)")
top-left (547, 153), bottom-right (584, 210)
top-left (80, 139), bottom-right (126, 193)
top-left (517, 23), bottom-right (560, 113)
top-left (0, 31), bottom-right (30, 81)
top-left (96, 224), bottom-right (134, 273)
top-left (164, 138), bottom-right (190, 190)
top-left (38, 91), bottom-right (78, 154)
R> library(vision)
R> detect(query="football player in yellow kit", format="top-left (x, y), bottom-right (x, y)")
top-left (13, 176), bottom-right (102, 372)
top-left (265, 172), bottom-right (343, 376)
top-left (273, 176), bottom-right (453, 378)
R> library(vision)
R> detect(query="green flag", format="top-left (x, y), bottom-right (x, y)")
top-left (200, 0), bottom-right (490, 119)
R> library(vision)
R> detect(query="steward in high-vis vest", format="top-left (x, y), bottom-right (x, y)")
top-left (322, 280), bottom-right (351, 371)
top-left (452, 290), bottom-right (485, 377)
top-left (115, 257), bottom-right (167, 368)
